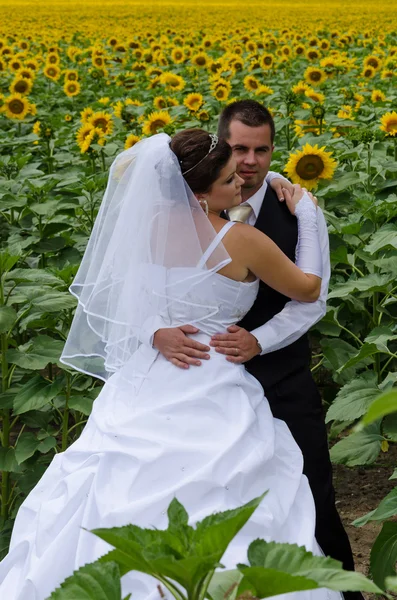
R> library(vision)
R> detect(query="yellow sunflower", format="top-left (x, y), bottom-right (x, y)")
top-left (183, 93), bottom-right (204, 112)
top-left (44, 64), bottom-right (61, 81)
top-left (142, 110), bottom-right (172, 136)
top-left (243, 75), bottom-right (260, 92)
top-left (197, 109), bottom-right (210, 121)
top-left (3, 93), bottom-right (30, 120)
top-left (260, 54), bottom-right (274, 69)
top-left (171, 48), bottom-right (185, 64)
top-left (125, 134), bottom-right (141, 150)
top-left (213, 86), bottom-right (229, 102)
top-left (80, 128), bottom-right (106, 154)
top-left (371, 89), bottom-right (386, 102)
top-left (32, 121), bottom-right (41, 135)
top-left (9, 58), bottom-right (23, 72)
top-left (337, 105), bottom-right (354, 119)
top-left (255, 84), bottom-right (274, 96)
top-left (76, 123), bottom-right (95, 150)
top-left (364, 55), bottom-right (382, 71)
top-left (284, 144), bottom-right (337, 190)
top-left (304, 67), bottom-right (327, 86)
top-left (380, 111), bottom-right (397, 137)
top-left (64, 69), bottom-right (79, 82)
top-left (87, 111), bottom-right (113, 135)
top-left (294, 45), bottom-right (306, 57)
top-left (305, 90), bottom-right (325, 103)
top-left (64, 80), bottom-right (81, 97)
top-left (10, 77), bottom-right (33, 95)
top-left (292, 81), bottom-right (311, 95)
top-left (191, 52), bottom-right (209, 68)
top-left (80, 107), bottom-right (94, 123)
top-left (160, 72), bottom-right (185, 91)
top-left (362, 66), bottom-right (376, 79)
top-left (381, 69), bottom-right (394, 80)
top-left (153, 96), bottom-right (167, 110)
top-left (15, 67), bottom-right (35, 80)
top-left (306, 49), bottom-right (320, 61)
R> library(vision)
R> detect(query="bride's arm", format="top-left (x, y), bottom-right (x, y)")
top-left (237, 191), bottom-right (322, 302)
top-left (249, 208), bottom-right (329, 355)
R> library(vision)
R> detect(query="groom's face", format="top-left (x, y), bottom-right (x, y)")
top-left (227, 120), bottom-right (274, 198)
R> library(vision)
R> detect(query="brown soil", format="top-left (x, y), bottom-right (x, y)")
top-left (333, 443), bottom-right (397, 598)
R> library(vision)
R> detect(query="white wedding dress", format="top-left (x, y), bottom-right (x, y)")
top-left (0, 223), bottom-right (341, 600)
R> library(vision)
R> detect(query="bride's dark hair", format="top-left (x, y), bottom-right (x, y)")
top-left (170, 128), bottom-right (232, 194)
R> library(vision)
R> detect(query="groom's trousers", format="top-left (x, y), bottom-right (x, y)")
top-left (245, 361), bottom-right (364, 600)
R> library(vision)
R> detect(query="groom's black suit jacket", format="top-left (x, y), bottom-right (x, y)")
top-left (237, 184), bottom-right (311, 388)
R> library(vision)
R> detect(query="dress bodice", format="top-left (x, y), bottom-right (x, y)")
top-left (163, 221), bottom-right (259, 336)
top-left (166, 268), bottom-right (259, 336)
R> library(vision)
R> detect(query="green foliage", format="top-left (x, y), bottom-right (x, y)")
top-left (46, 497), bottom-right (380, 600)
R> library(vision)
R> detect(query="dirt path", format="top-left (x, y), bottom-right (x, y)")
top-left (333, 443), bottom-right (397, 597)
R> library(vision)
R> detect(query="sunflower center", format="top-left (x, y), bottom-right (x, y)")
top-left (9, 99), bottom-right (24, 114)
top-left (386, 119), bottom-right (397, 133)
top-left (93, 118), bottom-right (108, 131)
top-left (15, 81), bottom-right (28, 93)
top-left (68, 84), bottom-right (77, 93)
top-left (150, 119), bottom-right (166, 133)
top-left (196, 57), bottom-right (206, 65)
top-left (295, 155), bottom-right (324, 180)
top-left (264, 56), bottom-right (272, 65)
top-left (310, 71), bottom-right (321, 82)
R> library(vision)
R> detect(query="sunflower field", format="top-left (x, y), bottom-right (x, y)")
top-left (0, 0), bottom-right (397, 590)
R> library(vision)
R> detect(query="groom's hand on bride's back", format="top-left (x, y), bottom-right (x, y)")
top-left (153, 326), bottom-right (211, 369)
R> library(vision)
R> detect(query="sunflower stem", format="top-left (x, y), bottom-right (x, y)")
top-left (394, 139), bottom-right (397, 163)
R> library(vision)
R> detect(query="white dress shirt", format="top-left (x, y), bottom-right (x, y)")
top-left (140, 171), bottom-right (330, 353)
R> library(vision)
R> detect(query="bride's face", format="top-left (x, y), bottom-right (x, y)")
top-left (198, 156), bottom-right (244, 214)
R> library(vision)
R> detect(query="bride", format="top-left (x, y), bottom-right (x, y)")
top-left (0, 130), bottom-right (341, 600)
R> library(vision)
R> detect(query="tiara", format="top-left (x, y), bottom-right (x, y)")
top-left (181, 133), bottom-right (219, 176)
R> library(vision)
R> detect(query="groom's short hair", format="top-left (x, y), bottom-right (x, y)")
top-left (218, 100), bottom-right (275, 144)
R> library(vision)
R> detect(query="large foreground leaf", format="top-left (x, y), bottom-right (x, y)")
top-left (357, 389), bottom-right (397, 429)
top-left (46, 560), bottom-right (122, 600)
top-left (237, 540), bottom-right (382, 595)
top-left (95, 494), bottom-right (266, 597)
top-left (370, 522), bottom-right (397, 588)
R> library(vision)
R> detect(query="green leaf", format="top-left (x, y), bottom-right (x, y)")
top-left (6, 268), bottom-right (64, 286)
top-left (353, 487), bottom-right (397, 527)
top-left (365, 224), bottom-right (397, 254)
top-left (96, 494), bottom-right (267, 597)
top-left (69, 395), bottom-right (94, 416)
top-left (0, 252), bottom-right (20, 275)
top-left (208, 570), bottom-right (242, 600)
top-left (14, 432), bottom-right (41, 464)
top-left (46, 560), bottom-right (122, 600)
top-left (237, 540), bottom-right (381, 595)
top-left (365, 326), bottom-right (397, 352)
top-left (13, 375), bottom-right (64, 415)
top-left (370, 522), bottom-right (397, 588)
top-left (0, 447), bottom-right (23, 473)
top-left (30, 291), bottom-right (77, 312)
top-left (337, 343), bottom-right (379, 374)
top-left (330, 422), bottom-right (383, 467)
top-left (328, 273), bottom-right (392, 300)
top-left (7, 335), bottom-right (64, 370)
top-left (357, 389), bottom-right (397, 429)
top-left (325, 373), bottom-right (380, 423)
top-left (0, 305), bottom-right (17, 334)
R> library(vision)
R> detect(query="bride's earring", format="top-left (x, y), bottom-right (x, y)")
top-left (199, 199), bottom-right (209, 216)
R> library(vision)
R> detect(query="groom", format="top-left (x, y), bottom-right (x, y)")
top-left (151, 100), bottom-right (361, 599)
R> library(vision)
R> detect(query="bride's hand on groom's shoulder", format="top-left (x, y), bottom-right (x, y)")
top-left (210, 325), bottom-right (261, 363)
top-left (153, 326), bottom-right (211, 369)
top-left (283, 185), bottom-right (318, 215)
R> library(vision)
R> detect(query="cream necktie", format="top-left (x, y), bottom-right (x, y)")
top-left (228, 203), bottom-right (253, 223)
